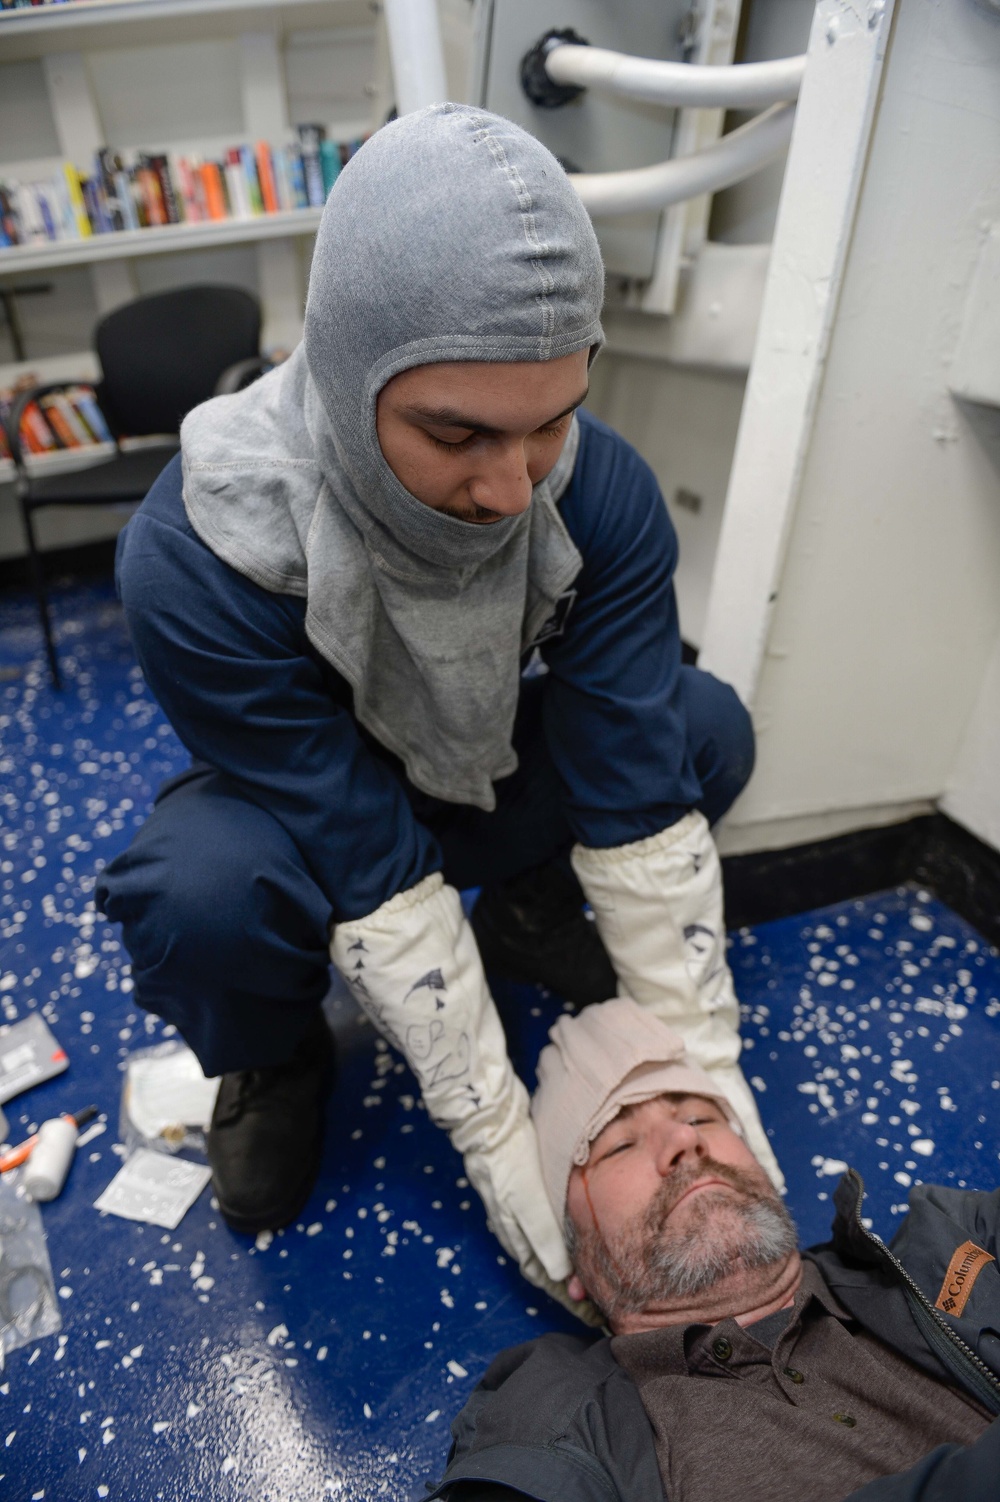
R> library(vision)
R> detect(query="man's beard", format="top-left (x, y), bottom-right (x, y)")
top-left (579, 1157), bottom-right (797, 1318)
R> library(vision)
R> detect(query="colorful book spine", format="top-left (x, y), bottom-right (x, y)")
top-left (222, 161), bottom-right (248, 220)
top-left (0, 136), bottom-right (327, 254)
top-left (238, 146), bottom-right (263, 215)
top-left (20, 402), bottom-right (57, 453)
top-left (70, 390), bottom-right (113, 443)
top-left (319, 139), bottom-right (341, 197)
top-left (40, 393), bottom-right (84, 447)
top-left (150, 155), bottom-right (182, 224)
top-left (286, 146), bottom-right (309, 210)
top-left (112, 169), bottom-right (139, 231)
top-left (63, 164), bottom-right (93, 238)
top-left (96, 149), bottom-right (126, 232)
top-left (173, 157), bottom-right (201, 222)
top-left (138, 158), bottom-right (169, 225)
top-left (271, 147), bottom-right (291, 213)
top-left (199, 162), bottom-right (227, 221)
top-left (255, 142), bottom-right (279, 215)
top-left (297, 125), bottom-right (327, 208)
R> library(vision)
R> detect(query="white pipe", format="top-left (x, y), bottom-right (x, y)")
top-left (383, 0), bottom-right (448, 117)
top-left (569, 102), bottom-right (795, 218)
top-left (546, 44), bottom-right (806, 110)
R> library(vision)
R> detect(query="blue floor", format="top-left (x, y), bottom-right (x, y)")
top-left (0, 579), bottom-right (998, 1501)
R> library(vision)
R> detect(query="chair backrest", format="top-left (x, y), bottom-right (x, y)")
top-left (95, 284), bottom-right (262, 437)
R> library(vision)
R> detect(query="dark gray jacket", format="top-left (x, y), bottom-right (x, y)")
top-left (426, 1171), bottom-right (1000, 1502)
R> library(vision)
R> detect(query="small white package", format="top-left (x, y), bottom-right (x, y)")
top-left (0, 1014), bottom-right (68, 1104)
top-left (121, 1040), bottom-right (220, 1156)
top-left (95, 1148), bottom-right (212, 1230)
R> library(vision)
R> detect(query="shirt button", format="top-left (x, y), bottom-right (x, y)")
top-left (712, 1338), bottom-right (733, 1361)
top-left (784, 1367), bottom-right (805, 1384)
top-left (833, 1413), bottom-right (857, 1427)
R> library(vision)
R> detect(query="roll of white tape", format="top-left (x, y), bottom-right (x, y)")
top-left (23, 1115), bottom-right (77, 1202)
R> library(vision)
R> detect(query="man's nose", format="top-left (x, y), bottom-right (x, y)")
top-left (653, 1119), bottom-right (703, 1177)
top-left (467, 441), bottom-right (533, 516)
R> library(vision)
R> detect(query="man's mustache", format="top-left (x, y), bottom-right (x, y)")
top-left (643, 1155), bottom-right (771, 1234)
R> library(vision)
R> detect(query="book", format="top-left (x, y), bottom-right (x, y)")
top-left (114, 168), bottom-right (140, 231)
top-left (319, 139), bottom-right (341, 197)
top-left (150, 155), bottom-right (182, 225)
top-left (170, 153), bottom-right (198, 222)
top-left (70, 389), bottom-right (113, 443)
top-left (297, 125), bottom-right (327, 208)
top-left (137, 157), bottom-right (168, 226)
top-left (239, 146), bottom-right (263, 215)
top-left (224, 159), bottom-right (251, 220)
top-left (96, 148), bottom-right (126, 232)
top-left (255, 142), bottom-right (279, 215)
top-left (20, 402), bottom-right (57, 454)
top-left (199, 162), bottom-right (227, 221)
top-left (40, 393), bottom-right (84, 448)
top-left (286, 146), bottom-right (309, 210)
top-left (272, 147), bottom-right (294, 213)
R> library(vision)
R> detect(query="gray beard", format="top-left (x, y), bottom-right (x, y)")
top-left (581, 1158), bottom-right (798, 1317)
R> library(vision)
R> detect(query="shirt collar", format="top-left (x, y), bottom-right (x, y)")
top-left (610, 1261), bottom-right (854, 1381)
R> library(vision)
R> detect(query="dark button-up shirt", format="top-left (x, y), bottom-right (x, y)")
top-left (611, 1261), bottom-right (991, 1502)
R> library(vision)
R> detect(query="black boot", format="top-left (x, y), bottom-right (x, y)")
top-left (471, 862), bottom-right (618, 1008)
top-left (208, 1010), bottom-right (336, 1234)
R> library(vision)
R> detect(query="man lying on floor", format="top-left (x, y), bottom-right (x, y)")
top-left (431, 998), bottom-right (1000, 1502)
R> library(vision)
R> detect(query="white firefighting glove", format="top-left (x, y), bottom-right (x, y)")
top-left (330, 873), bottom-right (573, 1292)
top-left (571, 811), bottom-right (784, 1192)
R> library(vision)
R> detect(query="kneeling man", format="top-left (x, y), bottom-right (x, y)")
top-left (432, 999), bottom-right (999, 1502)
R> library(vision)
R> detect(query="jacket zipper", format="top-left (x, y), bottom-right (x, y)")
top-left (846, 1171), bottom-right (1000, 1413)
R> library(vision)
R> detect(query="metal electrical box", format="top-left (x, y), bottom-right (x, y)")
top-left (472, 0), bottom-right (696, 280)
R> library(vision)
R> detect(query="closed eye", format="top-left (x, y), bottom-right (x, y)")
top-left (428, 418), bottom-right (570, 453)
top-left (595, 1138), bottom-right (635, 1163)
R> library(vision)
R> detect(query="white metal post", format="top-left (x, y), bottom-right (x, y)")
top-left (698, 0), bottom-right (897, 706)
top-left (383, 0), bottom-right (448, 116)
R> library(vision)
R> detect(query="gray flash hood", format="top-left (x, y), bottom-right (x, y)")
top-left (180, 104), bottom-right (605, 810)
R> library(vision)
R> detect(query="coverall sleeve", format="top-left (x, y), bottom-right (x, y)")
top-left (539, 411), bottom-right (703, 849)
top-left (115, 456), bottom-right (441, 922)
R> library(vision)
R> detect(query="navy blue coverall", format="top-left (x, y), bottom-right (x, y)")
top-left (97, 410), bottom-right (754, 1077)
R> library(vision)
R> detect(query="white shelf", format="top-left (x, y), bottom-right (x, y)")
top-left (0, 207), bottom-right (323, 275)
top-left (0, 0), bottom-right (369, 59)
top-left (0, 443), bottom-right (117, 485)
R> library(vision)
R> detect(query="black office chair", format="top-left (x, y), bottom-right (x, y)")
top-left (2, 284), bottom-right (264, 686)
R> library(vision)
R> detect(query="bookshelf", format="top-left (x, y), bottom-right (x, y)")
top-left (0, 207), bottom-right (324, 275)
top-left (0, 0), bottom-right (395, 559)
top-left (0, 0), bottom-right (385, 338)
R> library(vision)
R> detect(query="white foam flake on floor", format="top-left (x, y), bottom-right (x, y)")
top-left (813, 1158), bottom-right (849, 1177)
top-left (3, 592), bottom-right (999, 1502)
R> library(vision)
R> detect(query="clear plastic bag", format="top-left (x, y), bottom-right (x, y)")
top-left (119, 1039), bottom-right (220, 1158)
top-left (0, 1171), bottom-right (61, 1366)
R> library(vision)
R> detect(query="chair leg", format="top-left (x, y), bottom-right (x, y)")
top-left (19, 499), bottom-right (61, 688)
